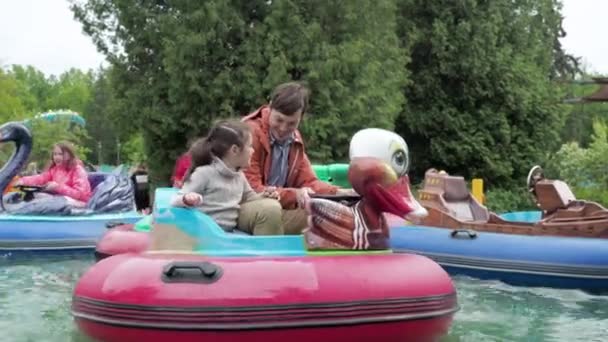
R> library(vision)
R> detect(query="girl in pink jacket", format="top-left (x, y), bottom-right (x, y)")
top-left (16, 142), bottom-right (91, 206)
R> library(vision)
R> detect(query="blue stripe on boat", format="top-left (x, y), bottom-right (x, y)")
top-left (390, 221), bottom-right (608, 292)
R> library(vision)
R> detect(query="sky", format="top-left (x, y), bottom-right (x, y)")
top-left (0, 0), bottom-right (606, 77)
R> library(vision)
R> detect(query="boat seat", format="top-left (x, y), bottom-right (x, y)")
top-left (535, 180), bottom-right (576, 213)
top-left (443, 176), bottom-right (489, 222)
top-left (88, 172), bottom-right (109, 191)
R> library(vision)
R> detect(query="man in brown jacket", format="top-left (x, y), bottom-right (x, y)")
top-left (241, 82), bottom-right (354, 234)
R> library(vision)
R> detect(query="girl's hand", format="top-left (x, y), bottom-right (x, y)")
top-left (45, 181), bottom-right (59, 192)
top-left (182, 192), bottom-right (202, 206)
top-left (263, 186), bottom-right (280, 200)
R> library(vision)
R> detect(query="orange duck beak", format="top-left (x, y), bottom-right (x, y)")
top-left (349, 157), bottom-right (427, 222)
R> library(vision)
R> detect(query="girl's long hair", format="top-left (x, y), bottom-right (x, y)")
top-left (45, 141), bottom-right (81, 171)
top-left (183, 119), bottom-right (250, 182)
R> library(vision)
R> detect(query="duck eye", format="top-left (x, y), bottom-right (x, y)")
top-left (391, 150), bottom-right (409, 175)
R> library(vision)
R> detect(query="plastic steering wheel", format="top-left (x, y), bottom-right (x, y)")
top-left (15, 185), bottom-right (43, 202)
top-left (526, 165), bottom-right (545, 193)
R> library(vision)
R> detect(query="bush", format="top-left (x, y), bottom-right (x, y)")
top-left (545, 119), bottom-right (608, 207)
top-left (484, 187), bottom-right (537, 214)
top-left (572, 187), bottom-right (608, 207)
top-left (121, 132), bottom-right (146, 166)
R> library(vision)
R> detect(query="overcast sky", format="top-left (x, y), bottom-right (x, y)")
top-left (0, 0), bottom-right (606, 76)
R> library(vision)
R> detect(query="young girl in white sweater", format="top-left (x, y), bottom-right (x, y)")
top-left (171, 119), bottom-right (284, 235)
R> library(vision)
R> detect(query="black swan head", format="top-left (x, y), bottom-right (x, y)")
top-left (0, 122), bottom-right (33, 194)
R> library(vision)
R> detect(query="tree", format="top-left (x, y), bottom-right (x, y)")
top-left (561, 72), bottom-right (608, 147)
top-left (1, 66), bottom-right (93, 168)
top-left (0, 69), bottom-right (26, 122)
top-left (45, 68), bottom-right (94, 114)
top-left (0, 69), bottom-right (26, 164)
top-left (396, 0), bottom-right (567, 186)
top-left (258, 0), bottom-right (407, 162)
top-left (82, 67), bottom-right (120, 165)
top-left (550, 3), bottom-right (581, 80)
top-left (71, 0), bottom-right (407, 186)
top-left (547, 120), bottom-right (608, 205)
top-left (9, 65), bottom-right (50, 112)
top-left (26, 119), bottom-right (90, 167)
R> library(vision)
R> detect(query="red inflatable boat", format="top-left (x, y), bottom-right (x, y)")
top-left (94, 223), bottom-right (147, 261)
top-left (73, 252), bottom-right (457, 342)
top-left (80, 150), bottom-right (458, 341)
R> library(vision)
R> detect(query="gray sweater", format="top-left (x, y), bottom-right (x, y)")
top-left (170, 157), bottom-right (262, 231)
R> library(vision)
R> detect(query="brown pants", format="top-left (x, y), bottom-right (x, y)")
top-left (238, 199), bottom-right (308, 235)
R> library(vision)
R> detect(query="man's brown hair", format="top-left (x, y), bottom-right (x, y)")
top-left (269, 82), bottom-right (310, 116)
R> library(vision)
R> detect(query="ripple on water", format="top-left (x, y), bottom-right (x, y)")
top-left (448, 275), bottom-right (608, 342)
top-left (0, 259), bottom-right (94, 342)
top-left (1, 261), bottom-right (608, 342)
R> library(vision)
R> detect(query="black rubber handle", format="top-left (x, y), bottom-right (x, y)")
top-left (105, 221), bottom-right (127, 229)
top-left (161, 261), bottom-right (223, 284)
top-left (450, 229), bottom-right (478, 239)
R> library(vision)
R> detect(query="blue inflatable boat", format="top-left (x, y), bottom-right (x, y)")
top-left (0, 122), bottom-right (142, 259)
top-left (391, 216), bottom-right (608, 293)
top-left (391, 168), bottom-right (608, 293)
top-left (0, 210), bottom-right (142, 259)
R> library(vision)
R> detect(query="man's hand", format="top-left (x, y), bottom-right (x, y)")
top-left (296, 187), bottom-right (315, 208)
top-left (263, 186), bottom-right (280, 200)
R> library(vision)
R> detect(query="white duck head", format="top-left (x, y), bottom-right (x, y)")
top-left (348, 128), bottom-right (428, 222)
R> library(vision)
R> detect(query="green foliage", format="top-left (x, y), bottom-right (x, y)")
top-left (546, 119), bottom-right (608, 206)
top-left (573, 187), bottom-right (608, 207)
top-left (484, 187), bottom-right (536, 214)
top-left (0, 69), bottom-right (27, 121)
top-left (561, 75), bottom-right (608, 147)
top-left (9, 65), bottom-right (49, 112)
top-left (260, 0), bottom-right (408, 162)
top-left (121, 132), bottom-right (146, 165)
top-left (83, 68), bottom-right (122, 165)
top-left (71, 0), bottom-right (407, 186)
top-left (585, 120), bottom-right (608, 185)
top-left (26, 118), bottom-right (90, 167)
top-left (550, 1), bottom-right (581, 80)
top-left (0, 117), bottom-right (89, 171)
top-left (395, 0), bottom-right (568, 186)
top-left (2, 64), bottom-right (134, 168)
top-left (45, 69), bottom-right (94, 114)
top-left (544, 141), bottom-right (587, 185)
top-left (7, 65), bottom-right (94, 116)
top-left (65, 0), bottom-right (583, 192)
top-left (1, 64), bottom-right (95, 167)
